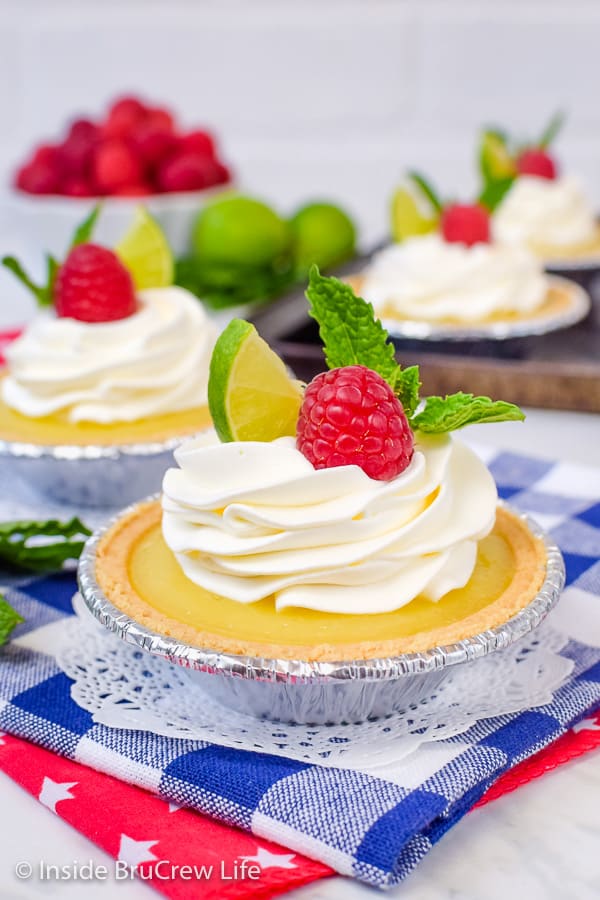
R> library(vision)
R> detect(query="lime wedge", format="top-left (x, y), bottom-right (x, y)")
top-left (479, 131), bottom-right (516, 182)
top-left (390, 182), bottom-right (439, 243)
top-left (115, 206), bottom-right (174, 290)
top-left (208, 319), bottom-right (304, 443)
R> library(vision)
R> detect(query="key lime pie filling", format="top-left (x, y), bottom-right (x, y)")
top-left (89, 270), bottom-right (549, 665)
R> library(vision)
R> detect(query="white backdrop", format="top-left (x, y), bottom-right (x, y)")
top-left (1, 0), bottom-right (599, 325)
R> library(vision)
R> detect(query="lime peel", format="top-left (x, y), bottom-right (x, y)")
top-left (208, 319), bottom-right (304, 443)
top-left (115, 206), bottom-right (174, 290)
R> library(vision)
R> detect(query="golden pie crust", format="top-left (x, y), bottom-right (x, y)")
top-left (346, 274), bottom-right (578, 328)
top-left (0, 372), bottom-right (212, 445)
top-left (94, 500), bottom-right (547, 662)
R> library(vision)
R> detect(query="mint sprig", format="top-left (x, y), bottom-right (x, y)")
top-left (306, 266), bottom-right (400, 389)
top-left (412, 393), bottom-right (524, 433)
top-left (0, 594), bottom-right (23, 647)
top-left (539, 111), bottom-right (565, 150)
top-left (1, 204), bottom-right (101, 308)
top-left (305, 268), bottom-right (525, 434)
top-left (0, 517), bottom-right (91, 573)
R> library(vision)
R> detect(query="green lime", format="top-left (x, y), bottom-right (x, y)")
top-left (115, 206), bottom-right (174, 289)
top-left (208, 319), bottom-right (304, 443)
top-left (192, 195), bottom-right (291, 268)
top-left (289, 202), bottom-right (356, 273)
top-left (479, 131), bottom-right (516, 182)
top-left (390, 183), bottom-right (439, 243)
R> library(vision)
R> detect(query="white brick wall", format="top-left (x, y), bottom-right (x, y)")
top-left (0, 0), bottom-right (599, 325)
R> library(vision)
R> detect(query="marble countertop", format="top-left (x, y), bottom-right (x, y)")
top-left (1, 408), bottom-right (599, 899)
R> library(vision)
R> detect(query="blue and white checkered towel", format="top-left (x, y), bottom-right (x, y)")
top-left (1, 448), bottom-right (600, 889)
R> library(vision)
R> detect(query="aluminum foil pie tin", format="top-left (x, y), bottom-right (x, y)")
top-left (381, 276), bottom-right (590, 342)
top-left (77, 501), bottom-right (566, 724)
top-left (0, 435), bottom-right (187, 508)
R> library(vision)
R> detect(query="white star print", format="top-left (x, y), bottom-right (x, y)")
top-left (118, 835), bottom-right (159, 870)
top-left (168, 801), bottom-right (183, 813)
top-left (572, 717), bottom-right (600, 734)
top-left (240, 848), bottom-right (298, 870)
top-left (38, 777), bottom-right (77, 814)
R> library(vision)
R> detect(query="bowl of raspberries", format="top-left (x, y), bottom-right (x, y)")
top-left (10, 94), bottom-right (233, 255)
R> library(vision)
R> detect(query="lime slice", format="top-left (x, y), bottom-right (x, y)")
top-left (390, 182), bottom-right (439, 243)
top-left (479, 131), bottom-right (516, 182)
top-left (115, 206), bottom-right (174, 290)
top-left (208, 319), bottom-right (304, 442)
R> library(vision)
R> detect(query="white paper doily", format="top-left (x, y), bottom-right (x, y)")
top-left (52, 595), bottom-right (574, 771)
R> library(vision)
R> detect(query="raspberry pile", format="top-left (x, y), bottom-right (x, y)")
top-left (54, 244), bottom-right (137, 322)
top-left (297, 365), bottom-right (414, 481)
top-left (14, 95), bottom-right (231, 197)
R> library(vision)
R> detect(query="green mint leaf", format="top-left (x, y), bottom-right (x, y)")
top-left (0, 517), bottom-right (91, 573)
top-left (0, 594), bottom-right (24, 647)
top-left (396, 366), bottom-right (421, 417)
top-left (407, 171), bottom-right (443, 213)
top-left (412, 392), bottom-right (525, 434)
top-left (2, 256), bottom-right (52, 307)
top-left (305, 266), bottom-right (401, 389)
top-left (69, 204), bottom-right (101, 249)
top-left (539, 111), bottom-right (565, 149)
top-left (478, 176), bottom-right (516, 212)
top-left (46, 253), bottom-right (59, 301)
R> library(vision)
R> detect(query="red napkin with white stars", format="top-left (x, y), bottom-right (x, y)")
top-left (1, 715), bottom-right (599, 899)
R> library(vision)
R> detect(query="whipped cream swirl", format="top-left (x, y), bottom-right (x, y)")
top-left (3, 287), bottom-right (217, 423)
top-left (492, 175), bottom-right (596, 249)
top-left (161, 434), bottom-right (497, 615)
top-left (360, 235), bottom-right (547, 322)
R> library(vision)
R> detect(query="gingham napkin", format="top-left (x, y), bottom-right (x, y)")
top-left (1, 448), bottom-right (600, 889)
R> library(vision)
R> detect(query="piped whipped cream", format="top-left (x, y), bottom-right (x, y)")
top-left (492, 175), bottom-right (597, 249)
top-left (360, 235), bottom-right (547, 322)
top-left (161, 433), bottom-right (497, 615)
top-left (2, 287), bottom-right (217, 423)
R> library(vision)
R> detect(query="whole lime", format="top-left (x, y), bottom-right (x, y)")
top-left (192, 195), bottom-right (291, 268)
top-left (289, 202), bottom-right (356, 273)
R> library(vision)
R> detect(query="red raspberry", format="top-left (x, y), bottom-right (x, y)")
top-left (156, 151), bottom-right (219, 192)
top-left (145, 107), bottom-right (175, 133)
top-left (103, 96), bottom-right (148, 139)
top-left (54, 243), bottom-right (137, 322)
top-left (62, 177), bottom-right (94, 197)
top-left (131, 121), bottom-right (177, 168)
top-left (297, 365), bottom-right (414, 481)
top-left (516, 148), bottom-right (557, 180)
top-left (15, 161), bottom-right (60, 194)
top-left (180, 130), bottom-right (215, 158)
top-left (92, 139), bottom-right (143, 193)
top-left (31, 144), bottom-right (62, 169)
top-left (441, 203), bottom-right (491, 247)
top-left (111, 183), bottom-right (151, 196)
top-left (58, 121), bottom-right (99, 178)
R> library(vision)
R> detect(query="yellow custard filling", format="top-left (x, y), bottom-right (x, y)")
top-left (0, 390), bottom-right (212, 445)
top-left (93, 500), bottom-right (547, 660)
top-left (128, 521), bottom-right (515, 646)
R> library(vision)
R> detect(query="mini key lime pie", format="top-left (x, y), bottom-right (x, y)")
top-left (82, 270), bottom-right (563, 722)
top-left (0, 207), bottom-right (216, 505)
top-left (478, 114), bottom-right (600, 266)
top-left (361, 172), bottom-right (589, 339)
